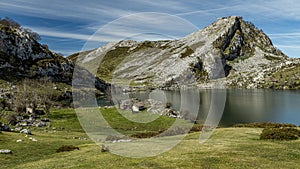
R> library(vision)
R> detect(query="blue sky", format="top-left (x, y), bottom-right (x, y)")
top-left (0, 0), bottom-right (299, 58)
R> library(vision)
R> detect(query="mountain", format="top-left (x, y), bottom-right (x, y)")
top-left (73, 16), bottom-right (300, 89)
top-left (0, 18), bottom-right (73, 83)
top-left (0, 16), bottom-right (298, 90)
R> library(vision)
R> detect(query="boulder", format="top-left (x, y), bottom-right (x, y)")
top-left (20, 129), bottom-right (32, 135)
top-left (119, 99), bottom-right (133, 110)
top-left (146, 99), bottom-right (165, 114)
top-left (14, 127), bottom-right (22, 132)
top-left (41, 118), bottom-right (50, 122)
top-left (0, 124), bottom-right (11, 131)
top-left (34, 121), bottom-right (46, 127)
top-left (0, 149), bottom-right (12, 154)
top-left (132, 102), bottom-right (146, 111)
top-left (132, 105), bottom-right (139, 112)
top-left (35, 110), bottom-right (45, 115)
top-left (29, 137), bottom-right (37, 142)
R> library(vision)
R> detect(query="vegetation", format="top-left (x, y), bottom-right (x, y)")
top-left (180, 46), bottom-right (194, 58)
top-left (56, 145), bottom-right (79, 153)
top-left (260, 63), bottom-right (300, 89)
top-left (1, 109), bottom-right (300, 168)
top-left (100, 107), bottom-right (193, 136)
top-left (260, 128), bottom-right (300, 141)
top-left (234, 122), bottom-right (297, 128)
top-left (96, 47), bottom-right (130, 81)
top-left (13, 78), bottom-right (55, 117)
top-left (189, 57), bottom-right (208, 81)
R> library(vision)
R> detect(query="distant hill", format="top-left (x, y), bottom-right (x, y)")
top-left (72, 16), bottom-right (300, 89)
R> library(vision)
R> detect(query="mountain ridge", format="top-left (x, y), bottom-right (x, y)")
top-left (0, 17), bottom-right (74, 83)
top-left (0, 16), bottom-right (299, 90)
top-left (74, 16), bottom-right (299, 89)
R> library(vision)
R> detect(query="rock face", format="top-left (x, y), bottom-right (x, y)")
top-left (0, 18), bottom-right (73, 83)
top-left (74, 16), bottom-right (300, 89)
top-left (0, 18), bottom-right (109, 95)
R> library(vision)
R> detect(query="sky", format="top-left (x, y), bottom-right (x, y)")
top-left (0, 0), bottom-right (299, 58)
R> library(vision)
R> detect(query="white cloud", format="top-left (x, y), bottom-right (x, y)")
top-left (269, 33), bottom-right (300, 39)
top-left (0, 0), bottom-right (131, 21)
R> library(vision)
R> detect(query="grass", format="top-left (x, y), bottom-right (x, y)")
top-left (1, 108), bottom-right (300, 168)
top-left (261, 63), bottom-right (300, 89)
top-left (100, 107), bottom-right (195, 137)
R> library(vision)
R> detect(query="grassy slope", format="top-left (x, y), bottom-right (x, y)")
top-left (1, 109), bottom-right (300, 169)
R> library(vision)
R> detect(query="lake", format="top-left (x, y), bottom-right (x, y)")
top-left (99, 89), bottom-right (300, 127)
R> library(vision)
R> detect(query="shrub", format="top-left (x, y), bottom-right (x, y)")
top-left (234, 122), bottom-right (296, 128)
top-left (131, 131), bottom-right (160, 138)
top-left (56, 145), bottom-right (79, 153)
top-left (5, 112), bottom-right (18, 125)
top-left (189, 125), bottom-right (204, 133)
top-left (101, 145), bottom-right (109, 152)
top-left (159, 127), bottom-right (189, 137)
top-left (165, 102), bottom-right (172, 109)
top-left (260, 128), bottom-right (300, 141)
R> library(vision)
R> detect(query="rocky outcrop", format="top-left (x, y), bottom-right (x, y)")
top-left (118, 98), bottom-right (181, 118)
top-left (0, 19), bottom-right (73, 83)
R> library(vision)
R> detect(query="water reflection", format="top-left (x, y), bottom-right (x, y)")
top-left (98, 89), bottom-right (300, 126)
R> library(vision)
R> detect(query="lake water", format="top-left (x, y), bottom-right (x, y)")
top-left (99, 89), bottom-right (300, 127)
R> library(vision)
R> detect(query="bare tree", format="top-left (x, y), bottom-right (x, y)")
top-left (13, 78), bottom-right (54, 117)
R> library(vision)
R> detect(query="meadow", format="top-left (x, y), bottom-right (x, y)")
top-left (1, 108), bottom-right (300, 169)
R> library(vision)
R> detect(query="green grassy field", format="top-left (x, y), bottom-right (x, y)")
top-left (1, 108), bottom-right (300, 169)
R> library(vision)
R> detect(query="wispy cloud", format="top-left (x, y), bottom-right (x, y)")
top-left (1, 0), bottom-right (299, 57)
top-left (0, 0), bottom-right (131, 21)
top-left (175, 5), bottom-right (242, 16)
top-left (31, 12), bottom-right (199, 42)
top-left (276, 45), bottom-right (300, 49)
top-left (30, 27), bottom-right (94, 41)
top-left (269, 32), bottom-right (300, 39)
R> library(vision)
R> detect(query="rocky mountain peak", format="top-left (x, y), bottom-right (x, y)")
top-left (0, 18), bottom-right (73, 82)
top-left (73, 16), bottom-right (300, 89)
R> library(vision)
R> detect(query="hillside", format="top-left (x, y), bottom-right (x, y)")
top-left (73, 16), bottom-right (300, 89)
top-left (0, 18), bottom-right (74, 83)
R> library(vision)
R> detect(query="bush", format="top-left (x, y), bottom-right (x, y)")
top-left (56, 145), bottom-right (79, 153)
top-left (0, 98), bottom-right (10, 110)
top-left (189, 125), bottom-right (204, 133)
top-left (159, 127), bottom-right (189, 137)
top-left (260, 128), bottom-right (300, 141)
top-left (234, 122), bottom-right (296, 128)
top-left (5, 112), bottom-right (18, 125)
top-left (131, 131), bottom-right (160, 138)
top-left (165, 102), bottom-right (172, 109)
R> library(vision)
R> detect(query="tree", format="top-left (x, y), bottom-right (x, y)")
top-left (22, 28), bottom-right (41, 41)
top-left (13, 78), bottom-right (54, 117)
top-left (0, 17), bottom-right (21, 28)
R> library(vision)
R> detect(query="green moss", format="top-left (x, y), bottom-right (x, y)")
top-left (190, 58), bottom-right (208, 81)
top-left (264, 55), bottom-right (282, 61)
top-left (56, 145), bottom-right (79, 153)
top-left (180, 46), bottom-right (194, 58)
top-left (96, 47), bottom-right (130, 81)
top-left (262, 63), bottom-right (300, 89)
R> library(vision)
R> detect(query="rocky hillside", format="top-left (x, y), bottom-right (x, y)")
top-left (74, 16), bottom-right (300, 89)
top-left (0, 18), bottom-right (73, 83)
